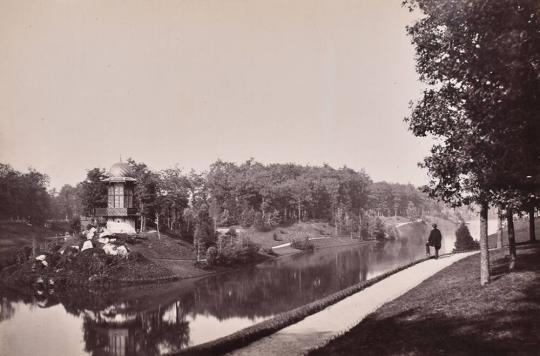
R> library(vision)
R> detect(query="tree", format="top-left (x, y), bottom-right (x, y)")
top-left (404, 0), bottom-right (540, 284)
top-left (127, 159), bottom-right (159, 231)
top-left (193, 204), bottom-right (215, 261)
top-left (0, 164), bottom-right (52, 223)
top-left (372, 217), bottom-right (386, 240)
top-left (79, 168), bottom-right (107, 217)
top-left (454, 222), bottom-right (479, 251)
top-left (52, 184), bottom-right (81, 220)
top-left (157, 167), bottom-right (191, 231)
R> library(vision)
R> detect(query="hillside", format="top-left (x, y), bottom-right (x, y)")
top-left (238, 221), bottom-right (335, 249)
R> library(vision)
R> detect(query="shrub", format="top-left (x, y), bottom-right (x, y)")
top-left (263, 210), bottom-right (281, 230)
top-left (454, 222), bottom-right (480, 251)
top-left (385, 224), bottom-right (400, 240)
top-left (273, 232), bottom-right (282, 241)
top-left (240, 208), bottom-right (256, 228)
top-left (290, 236), bottom-right (314, 251)
top-left (206, 246), bottom-right (218, 266)
top-left (372, 217), bottom-right (386, 240)
top-left (253, 212), bottom-right (265, 231)
top-left (216, 235), bottom-right (260, 266)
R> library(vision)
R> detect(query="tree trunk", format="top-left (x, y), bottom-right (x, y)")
top-left (140, 203), bottom-right (144, 232)
top-left (507, 209), bottom-right (516, 270)
top-left (334, 207), bottom-right (338, 237)
top-left (529, 207), bottom-right (536, 242)
top-left (497, 209), bottom-right (504, 249)
top-left (479, 202), bottom-right (490, 285)
top-left (155, 213), bottom-right (160, 239)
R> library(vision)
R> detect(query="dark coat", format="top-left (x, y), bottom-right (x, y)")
top-left (428, 228), bottom-right (442, 249)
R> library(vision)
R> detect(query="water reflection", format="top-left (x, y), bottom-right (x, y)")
top-left (0, 224), bottom-right (430, 356)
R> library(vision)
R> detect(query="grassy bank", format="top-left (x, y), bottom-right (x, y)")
top-left (309, 226), bottom-right (540, 355)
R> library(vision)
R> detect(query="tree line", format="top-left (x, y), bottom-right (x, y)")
top-left (0, 159), bottom-right (452, 242)
top-left (74, 159), bottom-right (448, 240)
top-left (0, 164), bottom-right (51, 224)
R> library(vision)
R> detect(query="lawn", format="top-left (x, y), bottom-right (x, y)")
top-left (309, 221), bottom-right (540, 355)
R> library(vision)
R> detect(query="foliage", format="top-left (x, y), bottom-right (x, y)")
top-left (216, 235), bottom-right (260, 265)
top-left (404, 0), bottom-right (540, 282)
top-left (69, 216), bottom-right (81, 233)
top-left (404, 0), bottom-right (540, 209)
top-left (0, 164), bottom-right (51, 224)
top-left (206, 246), bottom-right (218, 266)
top-left (386, 224), bottom-right (400, 241)
top-left (0, 157), bottom-right (451, 246)
top-left (225, 227), bottom-right (237, 237)
top-left (50, 184), bottom-right (82, 220)
top-left (79, 168), bottom-right (108, 216)
top-left (454, 222), bottom-right (480, 252)
top-left (194, 205), bottom-right (215, 245)
top-left (372, 217), bottom-right (386, 240)
top-left (240, 207), bottom-right (256, 228)
top-left (253, 211), bottom-right (265, 231)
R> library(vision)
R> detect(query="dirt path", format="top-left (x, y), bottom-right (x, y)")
top-left (226, 251), bottom-right (478, 356)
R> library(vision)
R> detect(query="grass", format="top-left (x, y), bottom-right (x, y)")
top-left (308, 221), bottom-right (540, 356)
top-left (239, 221), bottom-right (335, 249)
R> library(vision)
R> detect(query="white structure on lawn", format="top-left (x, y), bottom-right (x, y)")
top-left (96, 161), bottom-right (137, 234)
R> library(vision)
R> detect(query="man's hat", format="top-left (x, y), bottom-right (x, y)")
top-left (432, 223), bottom-right (437, 228)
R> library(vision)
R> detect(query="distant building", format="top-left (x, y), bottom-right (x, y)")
top-left (95, 161), bottom-right (137, 234)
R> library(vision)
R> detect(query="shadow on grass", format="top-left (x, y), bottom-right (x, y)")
top-left (491, 243), bottom-right (540, 280)
top-left (309, 307), bottom-right (540, 356)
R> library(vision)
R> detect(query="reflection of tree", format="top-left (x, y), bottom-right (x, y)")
top-left (189, 246), bottom-right (376, 320)
top-left (0, 296), bottom-right (16, 322)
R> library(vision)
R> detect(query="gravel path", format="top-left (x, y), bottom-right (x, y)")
top-left (227, 251), bottom-right (478, 356)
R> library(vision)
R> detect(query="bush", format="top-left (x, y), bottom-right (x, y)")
top-left (216, 235), bottom-right (260, 266)
top-left (206, 246), bottom-right (218, 266)
top-left (454, 222), bottom-right (480, 251)
top-left (372, 217), bottom-right (386, 240)
top-left (263, 210), bottom-right (281, 230)
top-left (385, 224), bottom-right (400, 240)
top-left (290, 236), bottom-right (314, 251)
top-left (240, 208), bottom-right (256, 228)
top-left (273, 232), bottom-right (282, 241)
top-left (253, 211), bottom-right (265, 231)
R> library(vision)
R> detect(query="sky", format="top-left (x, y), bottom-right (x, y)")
top-left (0, 0), bottom-right (432, 190)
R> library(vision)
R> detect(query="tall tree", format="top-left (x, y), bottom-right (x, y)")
top-left (404, 0), bottom-right (540, 283)
top-left (127, 159), bottom-right (159, 231)
top-left (79, 168), bottom-right (108, 217)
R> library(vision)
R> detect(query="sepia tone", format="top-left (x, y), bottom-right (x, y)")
top-left (1, 1), bottom-right (538, 355)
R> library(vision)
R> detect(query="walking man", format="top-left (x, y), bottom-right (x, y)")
top-left (426, 223), bottom-right (442, 259)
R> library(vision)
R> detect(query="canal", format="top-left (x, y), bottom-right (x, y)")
top-left (0, 221), bottom-right (466, 356)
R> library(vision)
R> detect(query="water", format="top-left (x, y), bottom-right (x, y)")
top-left (466, 218), bottom-right (499, 241)
top-left (0, 224), bottom-right (432, 356)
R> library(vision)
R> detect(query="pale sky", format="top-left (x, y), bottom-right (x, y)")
top-left (0, 0), bottom-right (432, 189)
